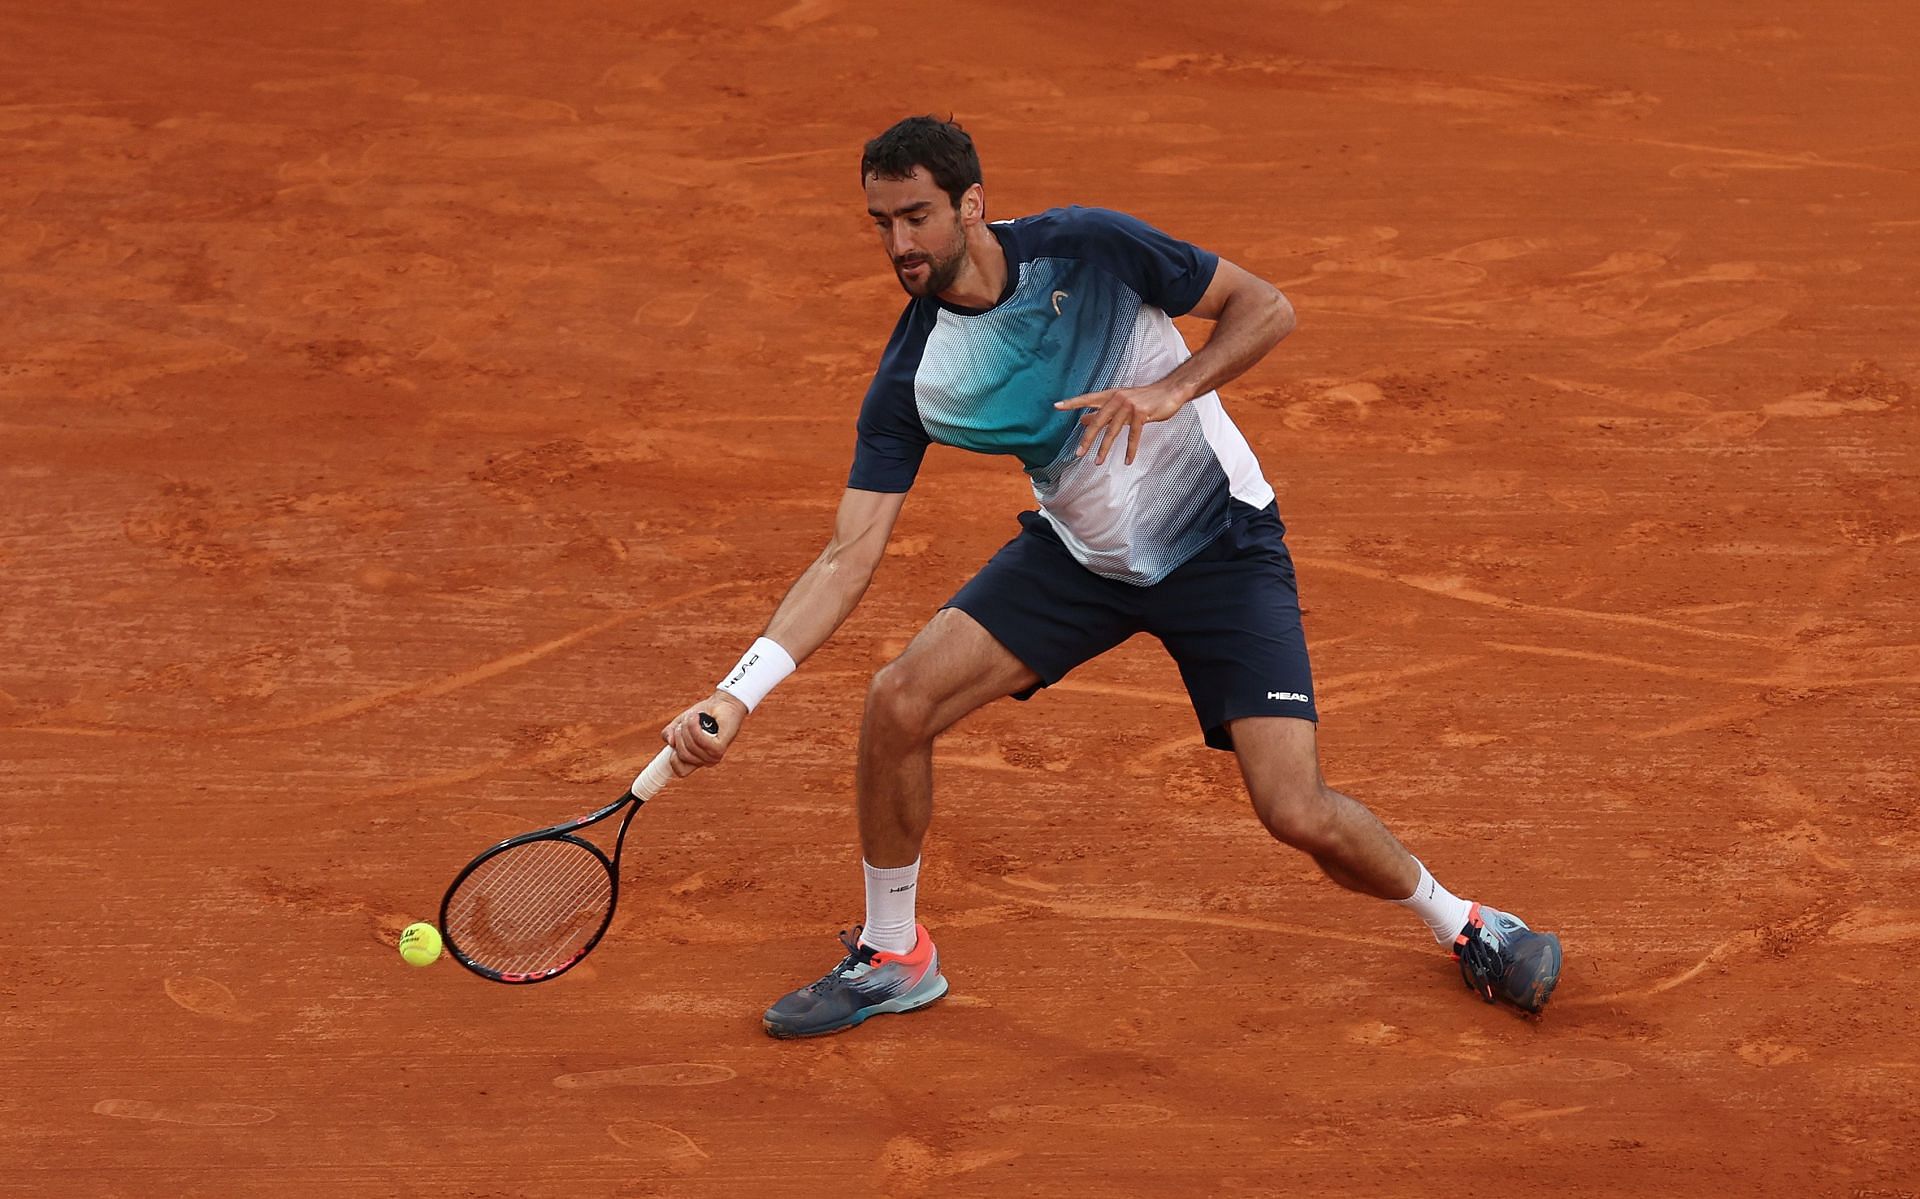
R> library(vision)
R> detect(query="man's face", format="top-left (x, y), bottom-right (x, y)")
top-left (865, 168), bottom-right (972, 298)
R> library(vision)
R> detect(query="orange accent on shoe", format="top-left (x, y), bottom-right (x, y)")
top-left (1452, 903), bottom-right (1486, 960)
top-left (869, 923), bottom-right (934, 968)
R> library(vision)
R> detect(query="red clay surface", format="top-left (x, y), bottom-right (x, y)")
top-left (4, 2), bottom-right (1917, 1196)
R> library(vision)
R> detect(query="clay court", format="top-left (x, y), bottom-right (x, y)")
top-left (4, 0), bottom-right (1917, 1195)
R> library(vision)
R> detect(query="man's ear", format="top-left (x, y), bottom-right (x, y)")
top-left (962, 183), bottom-right (985, 225)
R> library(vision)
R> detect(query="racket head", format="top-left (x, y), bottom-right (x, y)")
top-left (439, 823), bottom-right (627, 984)
top-left (436, 734), bottom-right (701, 984)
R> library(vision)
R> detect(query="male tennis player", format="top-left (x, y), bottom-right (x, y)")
top-left (662, 116), bottom-right (1562, 1037)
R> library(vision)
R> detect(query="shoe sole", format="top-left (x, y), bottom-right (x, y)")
top-left (1502, 933), bottom-right (1563, 1014)
top-left (763, 973), bottom-right (949, 1040)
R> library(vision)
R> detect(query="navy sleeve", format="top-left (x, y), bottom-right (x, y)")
top-left (1061, 206), bottom-right (1219, 317)
top-left (847, 302), bottom-right (935, 493)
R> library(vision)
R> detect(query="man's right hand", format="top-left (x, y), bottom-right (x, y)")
top-left (661, 691), bottom-right (749, 775)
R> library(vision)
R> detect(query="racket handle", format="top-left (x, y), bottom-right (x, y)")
top-left (630, 714), bottom-right (720, 802)
top-left (630, 746), bottom-right (677, 802)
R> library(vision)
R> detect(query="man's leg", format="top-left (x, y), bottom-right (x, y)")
top-left (1228, 715), bottom-right (1420, 899)
top-left (766, 510), bottom-right (1130, 1038)
top-left (762, 608), bottom-right (1038, 1039)
top-left (857, 606), bottom-right (1041, 870)
top-left (1230, 714), bottom-right (1562, 1013)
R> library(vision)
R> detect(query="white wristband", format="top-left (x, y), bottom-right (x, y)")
top-left (716, 637), bottom-right (796, 712)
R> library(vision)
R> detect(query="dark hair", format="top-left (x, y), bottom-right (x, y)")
top-left (860, 115), bottom-right (982, 208)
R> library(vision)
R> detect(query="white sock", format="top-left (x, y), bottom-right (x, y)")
top-left (1398, 858), bottom-right (1474, 945)
top-left (859, 858), bottom-right (920, 954)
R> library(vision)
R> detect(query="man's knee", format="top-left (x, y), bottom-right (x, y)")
top-left (865, 657), bottom-right (937, 743)
top-left (1251, 778), bottom-right (1339, 850)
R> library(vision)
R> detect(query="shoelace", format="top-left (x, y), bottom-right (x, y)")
top-left (807, 927), bottom-right (878, 995)
top-left (1456, 922), bottom-right (1507, 1004)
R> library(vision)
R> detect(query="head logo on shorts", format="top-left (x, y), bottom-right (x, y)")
top-left (1268, 690), bottom-right (1310, 703)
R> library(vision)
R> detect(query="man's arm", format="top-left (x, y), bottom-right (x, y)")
top-left (661, 486), bottom-right (908, 770)
top-left (1056, 258), bottom-right (1295, 464)
top-left (760, 486), bottom-right (907, 660)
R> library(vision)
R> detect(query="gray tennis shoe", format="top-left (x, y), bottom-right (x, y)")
top-left (1453, 903), bottom-right (1563, 1014)
top-left (763, 924), bottom-right (948, 1038)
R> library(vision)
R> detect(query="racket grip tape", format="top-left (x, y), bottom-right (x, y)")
top-left (629, 713), bottom-right (720, 801)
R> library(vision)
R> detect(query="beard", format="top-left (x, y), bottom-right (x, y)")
top-left (894, 241), bottom-right (967, 298)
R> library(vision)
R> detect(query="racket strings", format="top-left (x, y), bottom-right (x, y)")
top-left (445, 838), bottom-right (614, 977)
top-left (479, 845), bottom-right (599, 936)
top-left (456, 848), bottom-right (608, 974)
top-left (458, 844), bottom-right (606, 944)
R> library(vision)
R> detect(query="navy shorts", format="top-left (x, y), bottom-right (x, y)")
top-left (945, 501), bottom-right (1316, 751)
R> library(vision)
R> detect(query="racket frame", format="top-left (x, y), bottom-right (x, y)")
top-left (437, 719), bottom-right (709, 985)
top-left (437, 794), bottom-right (642, 984)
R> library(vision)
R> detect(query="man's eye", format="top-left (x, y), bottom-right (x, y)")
top-left (908, 217), bottom-right (926, 226)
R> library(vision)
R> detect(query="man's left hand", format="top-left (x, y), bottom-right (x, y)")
top-left (1055, 383), bottom-right (1188, 465)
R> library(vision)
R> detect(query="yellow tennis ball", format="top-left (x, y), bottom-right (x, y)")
top-left (398, 922), bottom-right (443, 967)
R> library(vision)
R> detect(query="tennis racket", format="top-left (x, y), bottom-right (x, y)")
top-left (439, 713), bottom-right (716, 984)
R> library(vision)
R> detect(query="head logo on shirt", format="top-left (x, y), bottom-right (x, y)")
top-left (1051, 289), bottom-right (1070, 315)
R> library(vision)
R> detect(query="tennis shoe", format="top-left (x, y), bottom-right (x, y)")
top-left (763, 924), bottom-right (947, 1039)
top-left (1453, 902), bottom-right (1562, 1014)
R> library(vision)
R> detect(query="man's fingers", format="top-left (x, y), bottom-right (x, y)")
top-left (1075, 396), bottom-right (1154, 464)
top-left (1077, 398), bottom-right (1125, 458)
top-left (1087, 419), bottom-right (1115, 462)
top-left (659, 699), bottom-right (738, 777)
top-left (687, 725), bottom-right (721, 763)
top-left (1075, 411), bottom-right (1104, 458)
top-left (666, 716), bottom-right (720, 767)
top-left (1053, 390), bottom-right (1108, 412)
top-left (1094, 401), bottom-right (1135, 464)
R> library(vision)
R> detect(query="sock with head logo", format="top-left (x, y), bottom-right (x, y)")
top-left (859, 858), bottom-right (920, 955)
top-left (1398, 858), bottom-right (1474, 945)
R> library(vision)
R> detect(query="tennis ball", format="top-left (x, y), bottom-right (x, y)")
top-left (398, 922), bottom-right (443, 967)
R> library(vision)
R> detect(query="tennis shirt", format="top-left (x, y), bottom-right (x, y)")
top-left (848, 206), bottom-right (1276, 586)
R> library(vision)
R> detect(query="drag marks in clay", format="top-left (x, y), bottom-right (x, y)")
top-left (606, 1120), bottom-right (708, 1169)
top-left (163, 976), bottom-right (256, 1024)
top-left (93, 1099), bottom-right (276, 1126)
top-left (554, 1063), bottom-right (737, 1089)
top-left (1447, 1058), bottom-right (1632, 1086)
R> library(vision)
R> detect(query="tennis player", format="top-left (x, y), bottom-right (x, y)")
top-left (662, 116), bottom-right (1562, 1037)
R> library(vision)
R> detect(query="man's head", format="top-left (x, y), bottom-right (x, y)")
top-left (861, 116), bottom-right (984, 298)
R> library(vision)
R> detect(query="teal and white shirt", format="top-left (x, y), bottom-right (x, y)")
top-left (848, 206), bottom-right (1275, 586)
